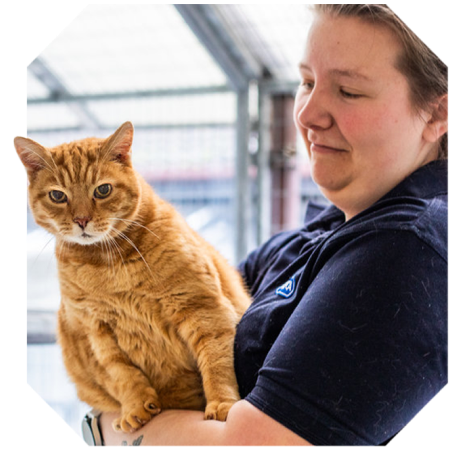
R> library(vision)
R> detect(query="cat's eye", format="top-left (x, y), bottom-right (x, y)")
top-left (94, 183), bottom-right (112, 199)
top-left (49, 190), bottom-right (67, 203)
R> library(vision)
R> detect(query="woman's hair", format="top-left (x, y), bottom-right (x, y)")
top-left (314, 4), bottom-right (448, 159)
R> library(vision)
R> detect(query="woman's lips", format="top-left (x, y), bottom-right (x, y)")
top-left (310, 143), bottom-right (346, 154)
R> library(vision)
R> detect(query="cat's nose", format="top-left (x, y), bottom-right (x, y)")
top-left (73, 216), bottom-right (91, 230)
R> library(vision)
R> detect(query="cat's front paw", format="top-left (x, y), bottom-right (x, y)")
top-left (113, 391), bottom-right (162, 433)
top-left (204, 400), bottom-right (236, 421)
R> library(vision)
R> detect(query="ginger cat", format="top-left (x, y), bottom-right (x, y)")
top-left (16, 122), bottom-right (251, 433)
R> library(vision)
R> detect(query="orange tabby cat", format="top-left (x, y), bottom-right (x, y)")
top-left (16, 122), bottom-right (251, 433)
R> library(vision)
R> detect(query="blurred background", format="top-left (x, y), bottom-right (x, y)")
top-left (26, 4), bottom-right (328, 438)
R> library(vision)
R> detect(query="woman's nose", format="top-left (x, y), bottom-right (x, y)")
top-left (295, 87), bottom-right (333, 131)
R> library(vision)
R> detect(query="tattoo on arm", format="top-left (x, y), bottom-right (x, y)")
top-left (121, 435), bottom-right (144, 446)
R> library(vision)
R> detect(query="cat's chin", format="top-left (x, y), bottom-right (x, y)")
top-left (64, 233), bottom-right (105, 246)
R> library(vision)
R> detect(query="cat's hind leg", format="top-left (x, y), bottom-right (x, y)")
top-left (88, 321), bottom-right (162, 433)
top-left (58, 321), bottom-right (121, 412)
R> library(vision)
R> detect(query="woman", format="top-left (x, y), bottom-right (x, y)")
top-left (94, 5), bottom-right (448, 445)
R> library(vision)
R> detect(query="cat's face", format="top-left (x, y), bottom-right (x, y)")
top-left (15, 122), bottom-right (141, 246)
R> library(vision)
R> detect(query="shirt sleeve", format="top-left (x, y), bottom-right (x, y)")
top-left (245, 230), bottom-right (447, 445)
top-left (237, 229), bottom-right (302, 294)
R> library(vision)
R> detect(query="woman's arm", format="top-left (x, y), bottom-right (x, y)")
top-left (99, 400), bottom-right (312, 446)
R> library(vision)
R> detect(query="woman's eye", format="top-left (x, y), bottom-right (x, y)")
top-left (49, 190), bottom-right (67, 203)
top-left (340, 89), bottom-right (362, 99)
top-left (300, 80), bottom-right (314, 91)
top-left (94, 183), bottom-right (112, 199)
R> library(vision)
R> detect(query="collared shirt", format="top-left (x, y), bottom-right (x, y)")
top-left (235, 160), bottom-right (447, 445)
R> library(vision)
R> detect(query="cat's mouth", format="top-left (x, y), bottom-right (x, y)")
top-left (77, 231), bottom-right (105, 245)
top-left (61, 222), bottom-right (116, 246)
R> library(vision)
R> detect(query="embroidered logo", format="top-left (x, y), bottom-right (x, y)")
top-left (275, 276), bottom-right (296, 298)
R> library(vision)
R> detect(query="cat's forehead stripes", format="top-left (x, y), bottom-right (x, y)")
top-left (50, 138), bottom-right (105, 188)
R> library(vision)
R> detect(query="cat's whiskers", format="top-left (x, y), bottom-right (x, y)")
top-left (107, 234), bottom-right (126, 266)
top-left (30, 233), bottom-right (55, 271)
top-left (108, 217), bottom-right (160, 240)
top-left (108, 234), bottom-right (124, 272)
top-left (109, 227), bottom-right (157, 284)
top-left (101, 236), bottom-right (116, 278)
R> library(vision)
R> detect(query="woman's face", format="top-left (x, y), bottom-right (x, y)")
top-left (294, 14), bottom-right (437, 219)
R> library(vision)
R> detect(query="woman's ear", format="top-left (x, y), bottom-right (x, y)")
top-left (423, 94), bottom-right (448, 144)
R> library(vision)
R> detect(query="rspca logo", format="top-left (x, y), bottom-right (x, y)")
top-left (275, 276), bottom-right (296, 298)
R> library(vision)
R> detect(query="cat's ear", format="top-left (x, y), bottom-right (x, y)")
top-left (14, 136), bottom-right (50, 177)
top-left (102, 121), bottom-right (134, 165)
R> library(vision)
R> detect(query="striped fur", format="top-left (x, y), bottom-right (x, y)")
top-left (15, 122), bottom-right (251, 433)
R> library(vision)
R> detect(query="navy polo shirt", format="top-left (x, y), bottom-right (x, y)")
top-left (234, 160), bottom-right (447, 446)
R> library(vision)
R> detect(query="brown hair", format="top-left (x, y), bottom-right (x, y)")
top-left (314, 4), bottom-right (448, 159)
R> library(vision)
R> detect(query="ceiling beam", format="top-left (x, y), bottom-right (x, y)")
top-left (175, 5), bottom-right (263, 91)
top-left (28, 58), bottom-right (101, 129)
top-left (28, 84), bottom-right (232, 105)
